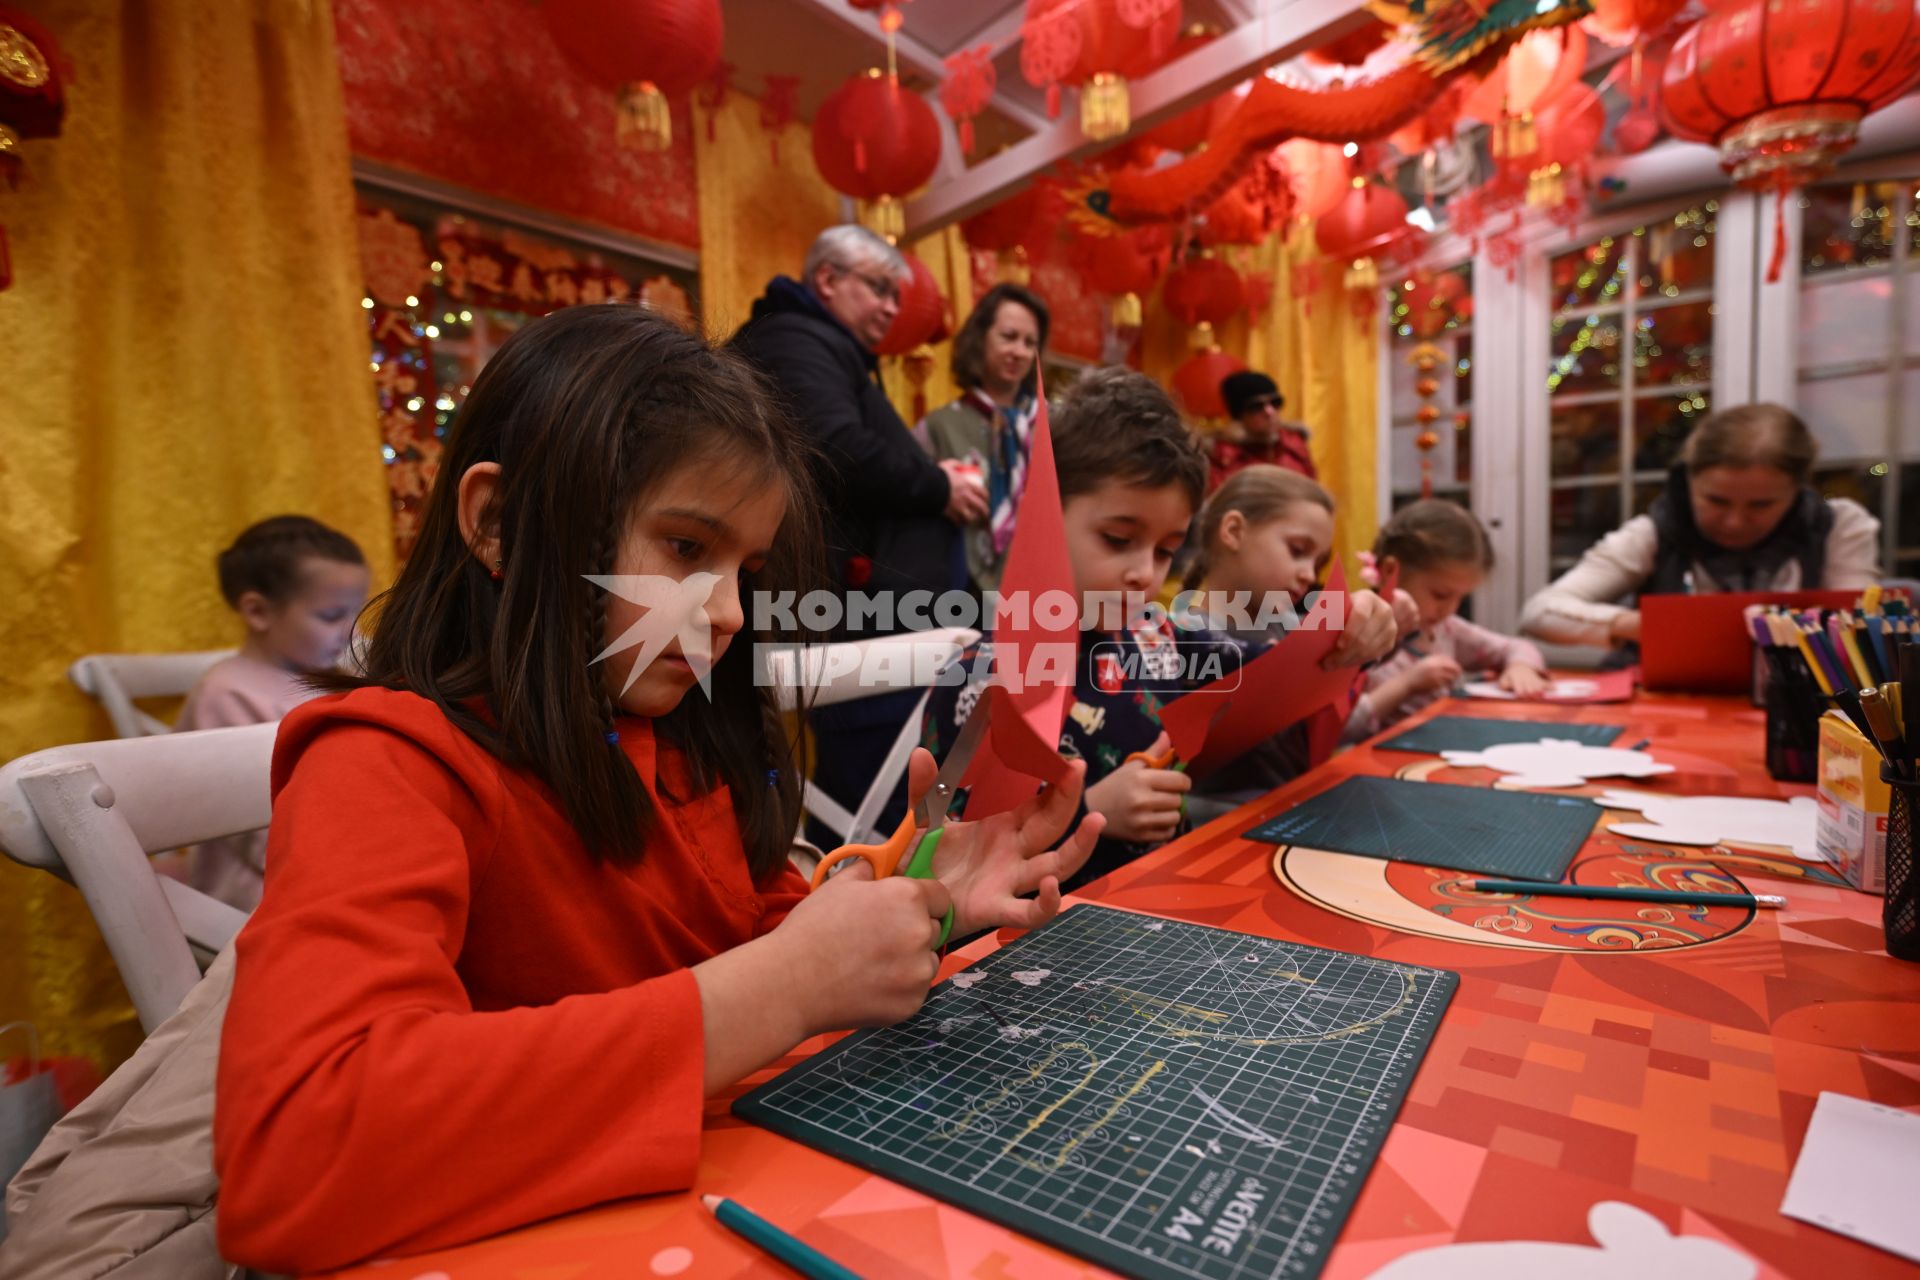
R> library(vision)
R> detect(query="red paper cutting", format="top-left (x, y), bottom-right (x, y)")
top-left (957, 376), bottom-right (1076, 816)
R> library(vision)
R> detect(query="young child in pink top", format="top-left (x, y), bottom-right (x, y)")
top-left (1350, 499), bottom-right (1549, 739)
top-left (174, 515), bottom-right (369, 909)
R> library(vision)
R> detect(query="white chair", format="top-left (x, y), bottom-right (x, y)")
top-left (67, 650), bottom-right (235, 739)
top-left (0, 725), bottom-right (271, 1032)
top-left (763, 627), bottom-right (978, 848)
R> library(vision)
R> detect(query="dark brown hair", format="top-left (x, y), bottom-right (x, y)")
top-left (1052, 366), bottom-right (1209, 509)
top-left (1185, 465), bottom-right (1334, 589)
top-left (1681, 402), bottom-right (1817, 484)
top-left (951, 283), bottom-right (1050, 398)
top-left (217, 515), bottom-right (364, 606)
top-left (1373, 498), bottom-right (1494, 574)
top-left (338, 305), bottom-right (823, 880)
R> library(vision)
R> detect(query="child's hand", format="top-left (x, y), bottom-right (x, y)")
top-left (1411, 653), bottom-right (1464, 693)
top-left (1499, 664), bottom-right (1551, 696)
top-left (919, 751), bottom-right (1105, 936)
top-left (1322, 590), bottom-right (1398, 669)
top-left (774, 864), bottom-right (952, 1033)
top-left (1084, 732), bottom-right (1190, 845)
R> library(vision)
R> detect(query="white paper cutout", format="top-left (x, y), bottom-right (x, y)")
top-left (1440, 740), bottom-right (1675, 789)
top-left (1460, 678), bottom-right (1601, 701)
top-left (1598, 790), bottom-right (1821, 860)
top-left (1781, 1092), bottom-right (1920, 1264)
top-left (1368, 1201), bottom-right (1756, 1279)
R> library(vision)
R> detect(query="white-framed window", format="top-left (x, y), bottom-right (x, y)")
top-left (1795, 177), bottom-right (1920, 577)
top-left (1544, 201), bottom-right (1718, 575)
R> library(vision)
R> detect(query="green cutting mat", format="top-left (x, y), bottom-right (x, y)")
top-left (734, 905), bottom-right (1457, 1280)
top-left (1245, 775), bottom-right (1600, 881)
top-left (1377, 715), bottom-right (1622, 754)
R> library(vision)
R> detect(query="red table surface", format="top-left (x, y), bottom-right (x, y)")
top-left (317, 695), bottom-right (1920, 1280)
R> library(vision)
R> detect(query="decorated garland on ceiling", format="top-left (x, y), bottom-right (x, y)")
top-left (1068, 0), bottom-right (1592, 229)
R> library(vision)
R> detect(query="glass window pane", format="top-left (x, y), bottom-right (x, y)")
top-left (1801, 181), bottom-right (1899, 277)
top-left (1816, 464), bottom-right (1885, 522)
top-left (1552, 485), bottom-right (1621, 567)
top-left (1548, 313), bottom-right (1624, 394)
top-left (1639, 204), bottom-right (1715, 298)
top-left (1550, 401), bottom-right (1623, 477)
top-left (1634, 300), bottom-right (1713, 387)
top-left (1551, 237), bottom-right (1628, 311)
top-left (1451, 412), bottom-right (1471, 487)
top-left (1797, 369), bottom-right (1904, 463)
top-left (1800, 273), bottom-right (1895, 368)
top-left (1633, 391), bottom-right (1709, 472)
top-left (1390, 421), bottom-right (1459, 493)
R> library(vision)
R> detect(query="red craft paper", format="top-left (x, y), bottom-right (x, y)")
top-left (957, 379), bottom-right (1075, 816)
top-left (1168, 562), bottom-right (1364, 778)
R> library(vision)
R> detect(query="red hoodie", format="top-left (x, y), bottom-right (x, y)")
top-left (214, 687), bottom-right (807, 1274)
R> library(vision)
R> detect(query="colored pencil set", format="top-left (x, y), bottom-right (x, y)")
top-left (1747, 588), bottom-right (1919, 780)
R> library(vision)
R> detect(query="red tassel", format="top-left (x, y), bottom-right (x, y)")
top-left (1767, 186), bottom-right (1788, 285)
top-left (1046, 83), bottom-right (1061, 118)
top-left (960, 118), bottom-right (974, 155)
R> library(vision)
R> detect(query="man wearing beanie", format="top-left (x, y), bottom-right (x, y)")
top-left (1212, 370), bottom-right (1316, 490)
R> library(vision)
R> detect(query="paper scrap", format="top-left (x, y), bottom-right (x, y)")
top-left (1781, 1092), bottom-right (1920, 1264)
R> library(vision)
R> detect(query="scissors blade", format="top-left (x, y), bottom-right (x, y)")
top-left (923, 698), bottom-right (992, 827)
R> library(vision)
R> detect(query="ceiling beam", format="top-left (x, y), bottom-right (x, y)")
top-left (903, 0), bottom-right (1375, 237)
top-left (787, 0), bottom-right (1051, 134)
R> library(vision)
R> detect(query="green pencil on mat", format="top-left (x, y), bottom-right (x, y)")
top-left (1469, 880), bottom-right (1784, 909)
top-left (703, 1194), bottom-right (863, 1280)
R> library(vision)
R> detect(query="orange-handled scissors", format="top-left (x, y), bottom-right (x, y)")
top-left (1122, 743), bottom-right (1189, 819)
top-left (808, 698), bottom-right (991, 947)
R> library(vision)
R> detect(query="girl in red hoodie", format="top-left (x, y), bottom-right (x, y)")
top-left (213, 306), bottom-right (1103, 1274)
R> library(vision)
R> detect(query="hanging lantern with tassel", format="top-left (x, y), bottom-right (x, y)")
top-left (1161, 249), bottom-right (1245, 335)
top-left (1171, 334), bottom-right (1247, 424)
top-left (813, 67), bottom-right (942, 241)
top-left (941, 44), bottom-right (996, 155)
top-left (544, 0), bottom-right (725, 150)
top-left (1661, 0), bottom-right (1920, 282)
top-left (1019, 0), bottom-right (1181, 138)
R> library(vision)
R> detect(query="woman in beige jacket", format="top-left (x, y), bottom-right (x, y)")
top-left (1522, 403), bottom-right (1882, 651)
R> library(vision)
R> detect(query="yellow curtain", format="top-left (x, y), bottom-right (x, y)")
top-left (1141, 230), bottom-right (1380, 581)
top-left (0, 0), bottom-right (395, 1073)
top-left (879, 225), bottom-right (974, 426)
top-left (693, 94), bottom-right (842, 339)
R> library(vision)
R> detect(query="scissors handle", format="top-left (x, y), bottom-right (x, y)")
top-left (810, 814), bottom-right (956, 948)
top-left (1125, 747), bottom-right (1184, 772)
top-left (810, 811), bottom-right (915, 889)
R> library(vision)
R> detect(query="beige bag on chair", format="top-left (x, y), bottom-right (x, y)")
top-left (1, 948), bottom-right (242, 1280)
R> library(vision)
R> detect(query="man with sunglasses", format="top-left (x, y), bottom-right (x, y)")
top-left (1210, 369), bottom-right (1317, 491)
top-left (733, 224), bottom-right (988, 846)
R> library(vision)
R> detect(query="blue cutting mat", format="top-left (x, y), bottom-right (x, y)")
top-left (1244, 775), bottom-right (1599, 881)
top-left (1377, 715), bottom-right (1622, 754)
top-left (735, 905), bottom-right (1457, 1280)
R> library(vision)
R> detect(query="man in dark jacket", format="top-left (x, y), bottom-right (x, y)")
top-left (732, 224), bottom-right (987, 845)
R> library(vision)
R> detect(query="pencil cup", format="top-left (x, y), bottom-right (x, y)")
top-left (1763, 680), bottom-right (1823, 783)
top-left (1878, 763), bottom-right (1920, 963)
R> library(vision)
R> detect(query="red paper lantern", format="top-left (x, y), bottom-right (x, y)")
top-left (544, 0), bottom-right (724, 147)
top-left (1275, 139), bottom-right (1350, 223)
top-left (1172, 346), bottom-right (1248, 420)
top-left (1314, 181), bottom-right (1409, 263)
top-left (1019, 0), bottom-right (1180, 132)
top-left (941, 44), bottom-right (997, 155)
top-left (1661, 0), bottom-right (1920, 190)
top-left (813, 69), bottom-right (943, 236)
top-left (875, 252), bottom-right (945, 357)
top-left (1401, 269), bottom-right (1466, 339)
top-left (1463, 25), bottom-right (1588, 131)
top-left (1162, 252), bottom-right (1245, 328)
top-left (1534, 83), bottom-right (1606, 171)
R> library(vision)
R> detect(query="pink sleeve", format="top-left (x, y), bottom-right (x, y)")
top-left (1446, 617), bottom-right (1548, 675)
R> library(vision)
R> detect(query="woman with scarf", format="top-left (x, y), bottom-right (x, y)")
top-left (917, 283), bottom-right (1049, 597)
top-left (1522, 403), bottom-right (1882, 655)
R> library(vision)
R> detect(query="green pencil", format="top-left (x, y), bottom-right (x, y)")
top-left (1468, 880), bottom-right (1784, 909)
top-left (703, 1194), bottom-right (863, 1279)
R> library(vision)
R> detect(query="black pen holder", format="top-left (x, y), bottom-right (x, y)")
top-left (1881, 763), bottom-right (1920, 963)
top-left (1763, 678), bottom-right (1828, 783)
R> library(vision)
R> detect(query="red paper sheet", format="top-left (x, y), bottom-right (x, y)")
top-left (1169, 562), bottom-right (1363, 778)
top-left (1460, 665), bottom-right (1638, 704)
top-left (955, 382), bottom-right (1075, 816)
